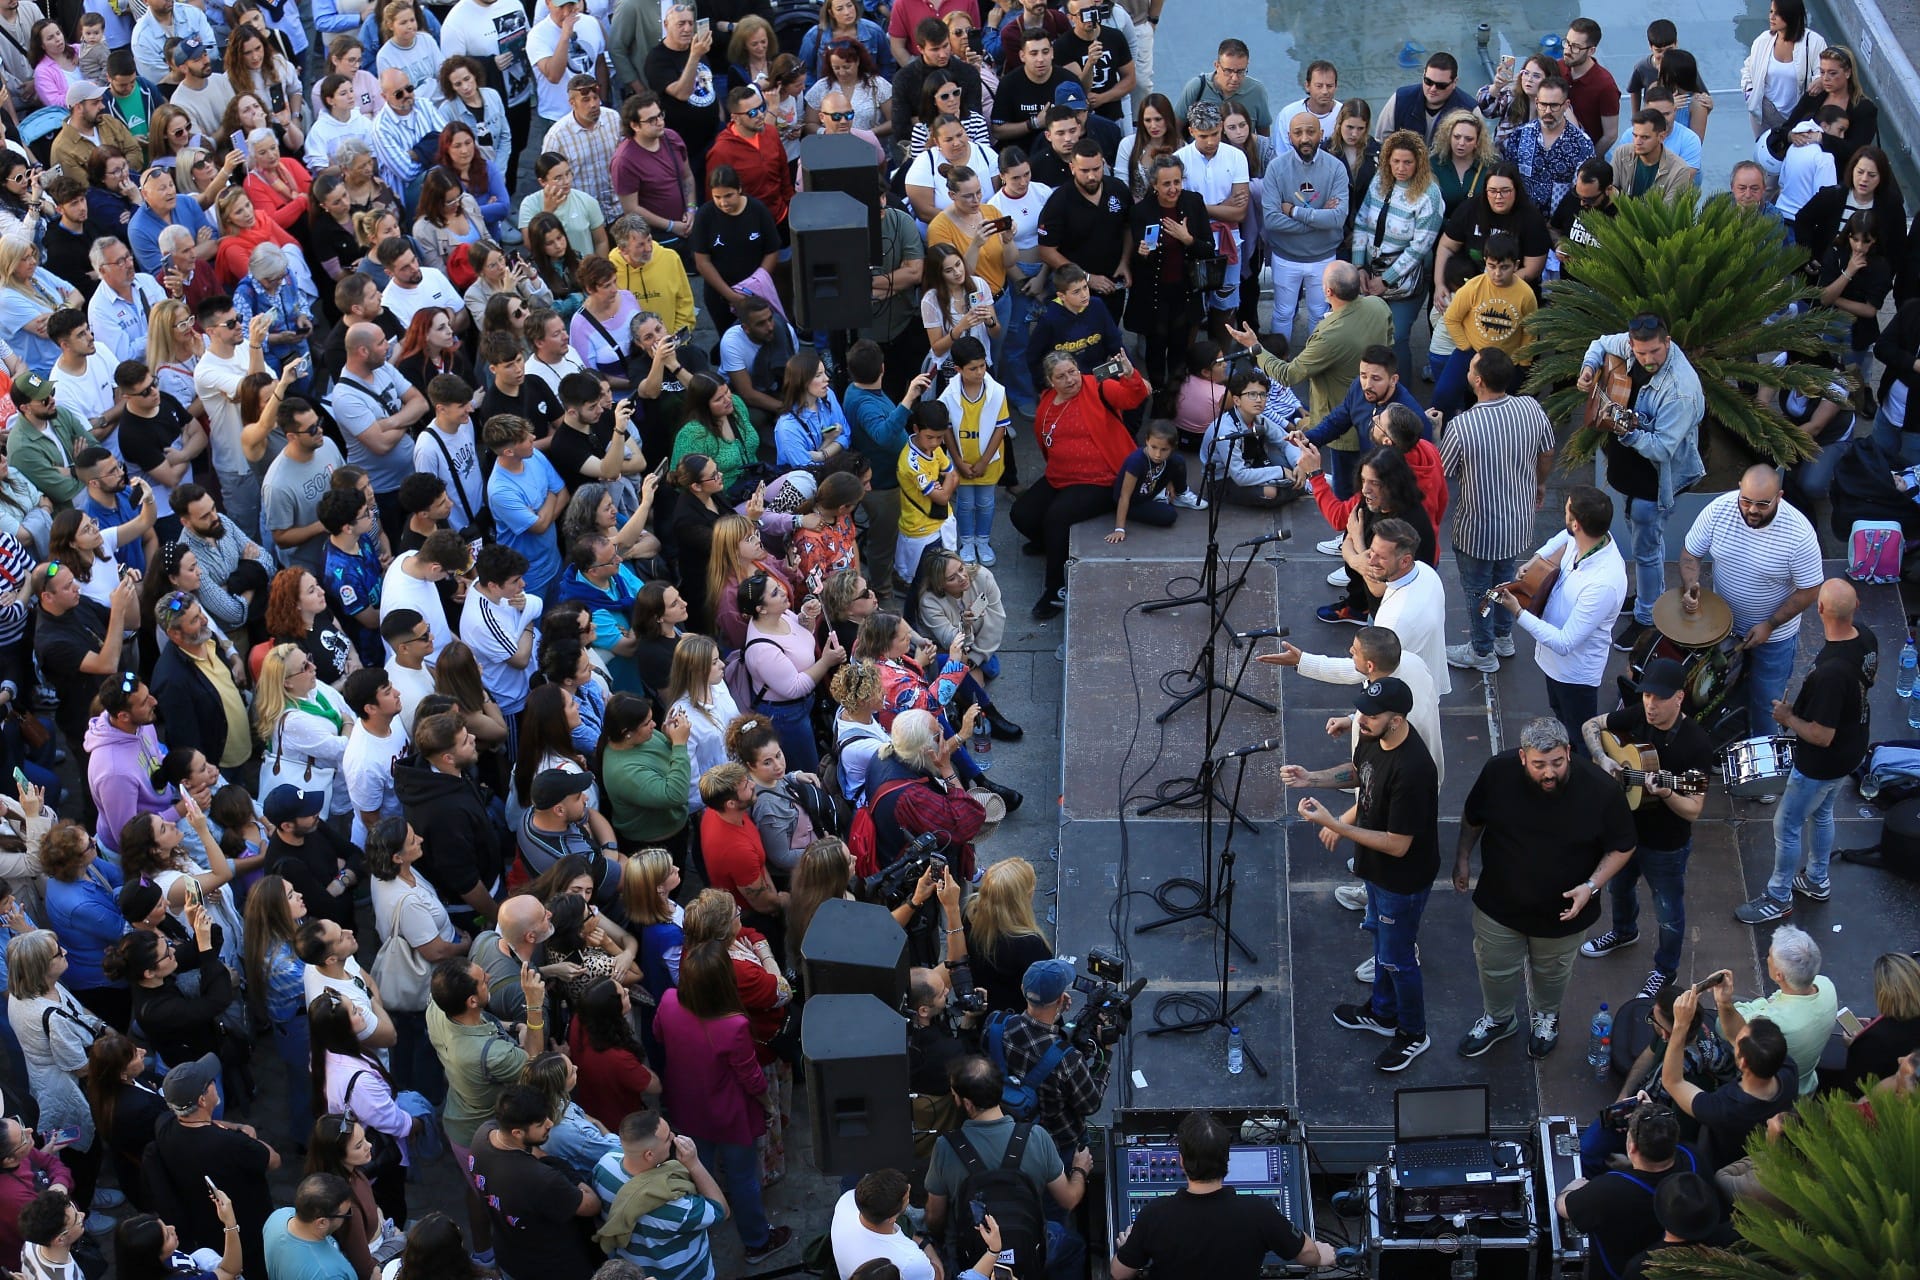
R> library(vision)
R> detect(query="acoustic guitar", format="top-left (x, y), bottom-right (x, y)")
top-left (1478, 551), bottom-right (1562, 619)
top-left (1583, 352), bottom-right (1644, 435)
top-left (1600, 730), bottom-right (1710, 811)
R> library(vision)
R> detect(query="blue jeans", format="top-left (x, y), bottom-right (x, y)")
top-left (953, 483), bottom-right (997, 543)
top-left (694, 1137), bottom-right (770, 1248)
top-left (757, 697), bottom-right (820, 773)
top-left (1872, 404), bottom-right (1920, 464)
top-left (1609, 842), bottom-right (1691, 977)
top-left (1432, 348), bottom-right (1474, 420)
top-left (1367, 884), bottom-right (1430, 1036)
top-left (1454, 549), bottom-right (1518, 655)
top-left (996, 287), bottom-right (1039, 413)
top-left (1769, 768), bottom-right (1844, 900)
top-left (1386, 295), bottom-right (1423, 380)
top-left (1743, 635), bottom-right (1798, 737)
top-left (1623, 496), bottom-right (1670, 626)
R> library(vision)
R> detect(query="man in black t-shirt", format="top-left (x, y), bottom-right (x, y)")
top-left (1053, 0), bottom-right (1133, 121)
top-left (480, 330), bottom-right (564, 442)
top-left (1579, 657), bottom-right (1713, 999)
top-left (991, 30), bottom-right (1076, 144)
top-left (1739, 577), bottom-right (1878, 924)
top-left (1036, 141), bottom-right (1132, 305)
top-left (1112, 1112), bottom-right (1334, 1280)
top-left (1284, 677), bottom-right (1438, 1073)
top-left (1559, 1104), bottom-right (1712, 1280)
top-left (469, 1086), bottom-right (605, 1280)
top-left (1456, 716), bottom-right (1637, 1061)
top-left (114, 360), bottom-right (203, 541)
top-left (1660, 985), bottom-right (1798, 1169)
top-left (1548, 158), bottom-right (1616, 284)
top-left (150, 1055), bottom-right (280, 1280)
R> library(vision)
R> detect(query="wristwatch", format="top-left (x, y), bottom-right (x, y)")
top-left (1581, 879), bottom-right (1598, 895)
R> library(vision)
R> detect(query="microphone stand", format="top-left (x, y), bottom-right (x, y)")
top-left (1137, 627), bottom-right (1271, 830)
top-left (1143, 754), bottom-right (1266, 1067)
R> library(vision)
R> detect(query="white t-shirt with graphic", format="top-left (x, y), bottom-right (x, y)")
top-left (526, 13), bottom-right (606, 122)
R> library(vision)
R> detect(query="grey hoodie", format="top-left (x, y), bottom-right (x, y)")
top-left (1261, 145), bottom-right (1352, 263)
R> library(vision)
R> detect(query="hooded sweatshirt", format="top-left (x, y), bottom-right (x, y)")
top-left (1404, 437), bottom-right (1451, 531)
top-left (83, 712), bottom-right (176, 854)
top-left (390, 756), bottom-right (501, 918)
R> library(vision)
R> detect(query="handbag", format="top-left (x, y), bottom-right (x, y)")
top-left (9, 707), bottom-right (48, 752)
top-left (1368, 194), bottom-right (1425, 301)
top-left (344, 1070), bottom-right (405, 1179)
top-left (368, 891), bottom-right (435, 1013)
top-left (259, 716), bottom-right (336, 817)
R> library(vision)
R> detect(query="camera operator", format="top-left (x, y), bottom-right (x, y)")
top-left (997, 959), bottom-right (1114, 1162)
top-left (908, 869), bottom-right (983, 1174)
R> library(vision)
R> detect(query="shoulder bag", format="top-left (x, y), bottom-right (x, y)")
top-left (259, 715), bottom-right (336, 818)
top-left (368, 890), bottom-right (435, 1013)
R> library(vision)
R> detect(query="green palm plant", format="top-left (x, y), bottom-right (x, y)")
top-left (1524, 189), bottom-right (1850, 473)
top-left (1644, 1085), bottom-right (1920, 1280)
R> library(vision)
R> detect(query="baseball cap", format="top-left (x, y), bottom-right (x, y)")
top-left (1634, 658), bottom-right (1688, 699)
top-left (11, 371), bottom-right (53, 403)
top-left (168, 37), bottom-right (207, 66)
top-left (263, 784), bottom-right (324, 825)
top-left (1353, 677), bottom-right (1413, 716)
top-left (118, 880), bottom-right (164, 924)
top-left (1022, 958), bottom-right (1075, 1005)
top-left (531, 767), bottom-right (594, 809)
top-left (163, 1053), bottom-right (222, 1111)
top-left (66, 81), bottom-right (108, 107)
top-left (1053, 81), bottom-right (1090, 110)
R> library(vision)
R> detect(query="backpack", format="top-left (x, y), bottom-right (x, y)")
top-left (943, 1124), bottom-right (1051, 1279)
top-left (847, 778), bottom-right (919, 876)
top-left (1848, 519), bottom-right (1904, 584)
top-left (786, 769), bottom-right (851, 840)
top-left (983, 1013), bottom-right (1068, 1123)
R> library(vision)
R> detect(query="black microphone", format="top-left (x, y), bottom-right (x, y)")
top-left (1235, 530), bottom-right (1291, 548)
top-left (1231, 626), bottom-right (1291, 644)
top-left (1211, 736), bottom-right (1284, 761)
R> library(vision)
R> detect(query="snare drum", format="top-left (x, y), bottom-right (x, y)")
top-left (1722, 735), bottom-right (1795, 797)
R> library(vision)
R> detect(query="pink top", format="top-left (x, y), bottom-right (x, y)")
top-left (742, 615), bottom-right (819, 703)
top-left (654, 991), bottom-right (767, 1145)
top-left (34, 58), bottom-right (76, 114)
top-left (713, 559), bottom-right (795, 654)
top-left (1175, 375), bottom-right (1228, 438)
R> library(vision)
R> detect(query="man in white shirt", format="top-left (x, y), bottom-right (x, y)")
top-left (459, 544), bottom-right (542, 726)
top-left (370, 68), bottom-right (447, 200)
top-left (193, 300), bottom-right (268, 545)
top-left (340, 666), bottom-right (411, 847)
top-left (377, 239), bottom-right (467, 330)
top-left (525, 308), bottom-right (586, 394)
top-left (378, 609), bottom-right (442, 732)
top-left (86, 241), bottom-right (168, 363)
top-left (527, 0), bottom-right (609, 128)
top-left (1367, 517), bottom-right (1452, 699)
top-left (298, 917), bottom-right (398, 1051)
top-left (1489, 485), bottom-right (1629, 750)
top-left (1174, 100), bottom-right (1250, 326)
top-left (830, 1170), bottom-right (938, 1280)
top-left (47, 310), bottom-right (123, 459)
top-left (414, 374), bottom-right (487, 530)
top-left (329, 320), bottom-right (429, 543)
top-left (379, 530), bottom-right (473, 662)
top-left (438, 0), bottom-right (537, 131)
top-left (1276, 59), bottom-right (1342, 135)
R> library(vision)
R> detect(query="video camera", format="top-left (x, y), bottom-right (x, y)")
top-left (860, 833), bottom-right (946, 908)
top-left (1060, 947), bottom-right (1146, 1052)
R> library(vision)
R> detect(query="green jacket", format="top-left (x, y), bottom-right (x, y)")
top-left (603, 734), bottom-right (692, 841)
top-left (5, 407), bottom-right (94, 507)
top-left (1252, 294), bottom-right (1393, 451)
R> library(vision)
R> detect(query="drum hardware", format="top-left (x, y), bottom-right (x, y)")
top-left (1722, 735), bottom-right (1796, 798)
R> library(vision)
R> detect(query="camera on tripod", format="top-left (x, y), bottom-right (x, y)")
top-left (1062, 947), bottom-right (1145, 1051)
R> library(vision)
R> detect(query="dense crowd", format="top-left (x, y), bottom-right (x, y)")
top-left (0, 0), bottom-right (1911, 1277)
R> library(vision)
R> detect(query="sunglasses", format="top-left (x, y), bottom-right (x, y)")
top-left (825, 110), bottom-right (855, 122)
top-left (1627, 313), bottom-right (1665, 338)
top-left (1423, 77), bottom-right (1455, 91)
top-left (118, 671), bottom-right (140, 693)
top-left (742, 103), bottom-right (768, 118)
top-left (392, 86), bottom-right (414, 98)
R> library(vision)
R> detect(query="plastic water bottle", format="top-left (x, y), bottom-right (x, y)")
top-left (1587, 1003), bottom-right (1613, 1081)
top-left (1909, 677), bottom-right (1920, 732)
top-left (1899, 632), bottom-right (1916, 700)
top-left (971, 714), bottom-right (992, 769)
top-left (1227, 1026), bottom-right (1245, 1075)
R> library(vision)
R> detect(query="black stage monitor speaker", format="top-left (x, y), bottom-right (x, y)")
top-left (800, 897), bottom-right (909, 1005)
top-left (802, 994), bottom-right (912, 1175)
top-left (790, 190), bottom-right (875, 333)
top-left (800, 132), bottom-right (882, 254)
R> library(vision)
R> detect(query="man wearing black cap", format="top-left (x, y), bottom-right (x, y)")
top-left (1579, 657), bottom-right (1712, 1000)
top-left (1284, 676), bottom-right (1439, 1072)
top-left (147, 1053), bottom-right (279, 1280)
top-left (519, 766), bottom-right (623, 912)
top-left (263, 784), bottom-right (365, 931)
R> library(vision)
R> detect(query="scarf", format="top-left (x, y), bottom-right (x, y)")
top-left (593, 1159), bottom-right (699, 1252)
top-left (291, 691), bottom-right (345, 733)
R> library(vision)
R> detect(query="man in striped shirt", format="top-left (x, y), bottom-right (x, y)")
top-left (1680, 465), bottom-right (1823, 741)
top-left (1442, 349), bottom-right (1559, 673)
top-left (592, 1110), bottom-right (730, 1280)
top-left (371, 68), bottom-right (447, 202)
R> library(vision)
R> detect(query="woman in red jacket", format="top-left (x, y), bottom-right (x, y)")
top-left (1010, 348), bottom-right (1150, 619)
top-left (565, 976), bottom-right (660, 1129)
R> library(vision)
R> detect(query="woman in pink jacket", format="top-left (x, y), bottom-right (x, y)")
top-left (655, 941), bottom-right (787, 1257)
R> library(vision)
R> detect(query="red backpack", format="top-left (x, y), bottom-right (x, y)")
top-left (847, 778), bottom-right (917, 876)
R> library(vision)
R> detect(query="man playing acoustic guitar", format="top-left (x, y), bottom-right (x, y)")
top-left (1577, 313), bottom-right (1705, 654)
top-left (1578, 657), bottom-right (1714, 1001)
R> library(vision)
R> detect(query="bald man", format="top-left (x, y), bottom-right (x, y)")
top-left (1680, 463), bottom-right (1823, 740)
top-left (806, 88), bottom-right (886, 170)
top-left (1738, 578), bottom-right (1877, 923)
top-left (1261, 110), bottom-right (1349, 341)
top-left (329, 321), bottom-right (430, 545)
top-left (261, 393), bottom-right (346, 575)
top-left (473, 895), bottom-right (559, 1021)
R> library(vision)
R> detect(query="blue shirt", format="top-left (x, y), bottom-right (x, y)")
top-left (129, 197), bottom-right (214, 274)
top-left (843, 384), bottom-right (911, 490)
top-left (773, 390), bottom-right (852, 468)
top-left (82, 491), bottom-right (146, 574)
top-left (487, 451), bottom-right (567, 595)
top-left (232, 273), bottom-right (311, 373)
top-left (261, 1207), bottom-right (357, 1280)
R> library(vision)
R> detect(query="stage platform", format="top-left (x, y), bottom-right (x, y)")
top-left (1051, 488), bottom-right (1918, 1170)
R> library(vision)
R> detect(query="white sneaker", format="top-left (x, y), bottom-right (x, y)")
top-left (1355, 956), bottom-right (1375, 983)
top-left (1447, 643), bottom-right (1500, 673)
top-left (1172, 490), bottom-right (1207, 509)
top-left (1346, 858), bottom-right (1355, 874)
top-left (959, 538), bottom-right (979, 564)
top-left (976, 539), bottom-right (997, 566)
top-left (1334, 883), bottom-right (1369, 911)
top-left (1316, 535), bottom-right (1344, 556)
top-left (1326, 566), bottom-right (1348, 588)
top-left (1493, 635), bottom-right (1517, 658)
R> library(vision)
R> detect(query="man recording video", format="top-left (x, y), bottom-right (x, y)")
top-left (991, 959), bottom-right (1115, 1162)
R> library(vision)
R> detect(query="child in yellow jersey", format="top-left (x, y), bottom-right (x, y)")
top-left (1433, 231), bottom-right (1538, 420)
top-left (936, 336), bottom-right (1011, 566)
top-left (896, 400), bottom-right (959, 587)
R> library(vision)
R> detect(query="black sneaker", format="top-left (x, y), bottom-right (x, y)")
top-left (1735, 893), bottom-right (1794, 925)
top-left (1791, 872), bottom-right (1832, 901)
top-left (1376, 1030), bottom-right (1431, 1073)
top-left (1613, 618), bottom-right (1648, 652)
top-left (1333, 1003), bottom-right (1398, 1037)
top-left (1579, 929), bottom-right (1639, 958)
top-left (1456, 1014), bottom-right (1518, 1058)
top-left (1527, 1011), bottom-right (1560, 1060)
top-left (1031, 595), bottom-right (1065, 621)
top-left (744, 1226), bottom-right (794, 1264)
top-left (1640, 970), bottom-right (1671, 1000)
